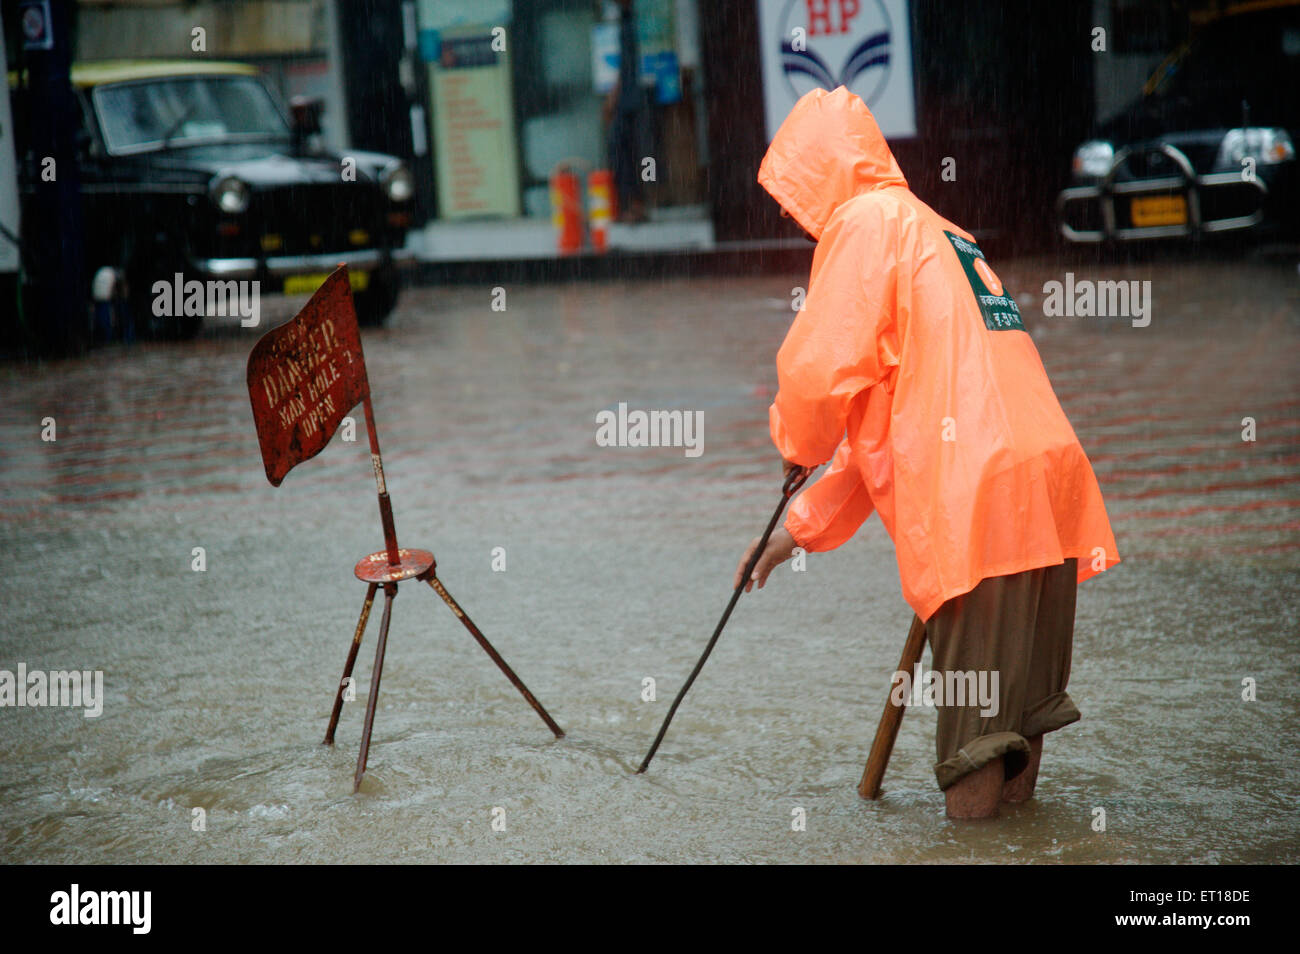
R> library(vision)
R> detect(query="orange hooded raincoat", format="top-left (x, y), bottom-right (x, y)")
top-left (759, 87), bottom-right (1118, 622)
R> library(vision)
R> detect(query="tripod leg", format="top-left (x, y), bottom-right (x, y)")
top-left (422, 573), bottom-right (564, 738)
top-left (324, 581), bottom-right (379, 745)
top-left (354, 583), bottom-right (397, 792)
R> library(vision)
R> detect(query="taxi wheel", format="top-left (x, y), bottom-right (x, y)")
top-left (127, 262), bottom-right (203, 341)
top-left (353, 268), bottom-right (399, 327)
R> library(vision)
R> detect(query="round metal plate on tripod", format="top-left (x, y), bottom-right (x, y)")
top-left (353, 548), bottom-right (435, 583)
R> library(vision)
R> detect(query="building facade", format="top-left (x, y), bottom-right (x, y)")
top-left (10, 0), bottom-right (1252, 263)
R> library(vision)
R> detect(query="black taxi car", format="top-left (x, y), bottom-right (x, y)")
top-left (12, 60), bottom-right (414, 337)
top-left (1058, 3), bottom-right (1298, 245)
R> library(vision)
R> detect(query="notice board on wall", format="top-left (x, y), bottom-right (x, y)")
top-left (428, 27), bottom-right (521, 219)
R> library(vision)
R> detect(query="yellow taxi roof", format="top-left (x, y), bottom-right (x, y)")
top-left (69, 60), bottom-right (259, 88)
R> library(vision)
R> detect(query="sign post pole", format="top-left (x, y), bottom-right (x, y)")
top-left (361, 393), bottom-right (402, 567)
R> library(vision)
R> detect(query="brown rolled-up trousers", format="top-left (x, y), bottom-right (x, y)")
top-left (927, 558), bottom-right (1080, 791)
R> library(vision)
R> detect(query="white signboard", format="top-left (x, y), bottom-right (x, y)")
top-left (592, 22), bottom-right (619, 95)
top-left (757, 0), bottom-right (916, 141)
top-left (417, 0), bottom-right (511, 31)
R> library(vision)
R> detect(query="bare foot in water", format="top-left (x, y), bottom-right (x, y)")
top-left (945, 757), bottom-right (1003, 819)
top-left (1002, 734), bottom-right (1044, 803)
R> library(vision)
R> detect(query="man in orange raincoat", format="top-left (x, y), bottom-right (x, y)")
top-left (734, 87), bottom-right (1119, 819)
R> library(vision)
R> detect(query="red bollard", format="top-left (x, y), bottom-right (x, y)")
top-left (550, 165), bottom-right (584, 255)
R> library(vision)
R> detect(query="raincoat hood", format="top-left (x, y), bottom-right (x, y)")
top-left (758, 86), bottom-right (908, 240)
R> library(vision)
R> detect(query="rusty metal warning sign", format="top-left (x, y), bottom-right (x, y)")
top-left (247, 266), bottom-right (370, 486)
top-left (245, 264), bottom-right (564, 791)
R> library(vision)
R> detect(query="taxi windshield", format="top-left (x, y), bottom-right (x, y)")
top-left (92, 74), bottom-right (290, 154)
top-left (1145, 9), bottom-right (1300, 126)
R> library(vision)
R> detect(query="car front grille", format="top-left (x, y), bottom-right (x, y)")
top-left (249, 184), bottom-right (387, 256)
top-left (1058, 138), bottom-right (1268, 242)
top-left (1116, 143), bottom-right (1221, 179)
top-left (1115, 147), bottom-right (1179, 179)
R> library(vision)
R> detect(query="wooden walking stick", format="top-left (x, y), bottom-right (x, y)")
top-left (858, 613), bottom-right (927, 799)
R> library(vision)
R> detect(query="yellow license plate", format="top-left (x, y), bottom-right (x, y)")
top-left (284, 270), bottom-right (369, 295)
top-left (1131, 195), bottom-right (1187, 227)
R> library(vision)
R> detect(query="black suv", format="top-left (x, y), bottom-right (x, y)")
top-left (11, 60), bottom-right (415, 337)
top-left (1058, 4), bottom-right (1298, 245)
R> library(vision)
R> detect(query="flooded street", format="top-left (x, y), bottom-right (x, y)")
top-left (1, 256), bottom-right (1297, 864)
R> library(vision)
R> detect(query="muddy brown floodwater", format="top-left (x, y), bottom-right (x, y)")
top-left (1, 254), bottom-right (1297, 863)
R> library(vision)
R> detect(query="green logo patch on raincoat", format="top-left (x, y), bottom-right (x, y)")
top-left (944, 231), bottom-right (1025, 332)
